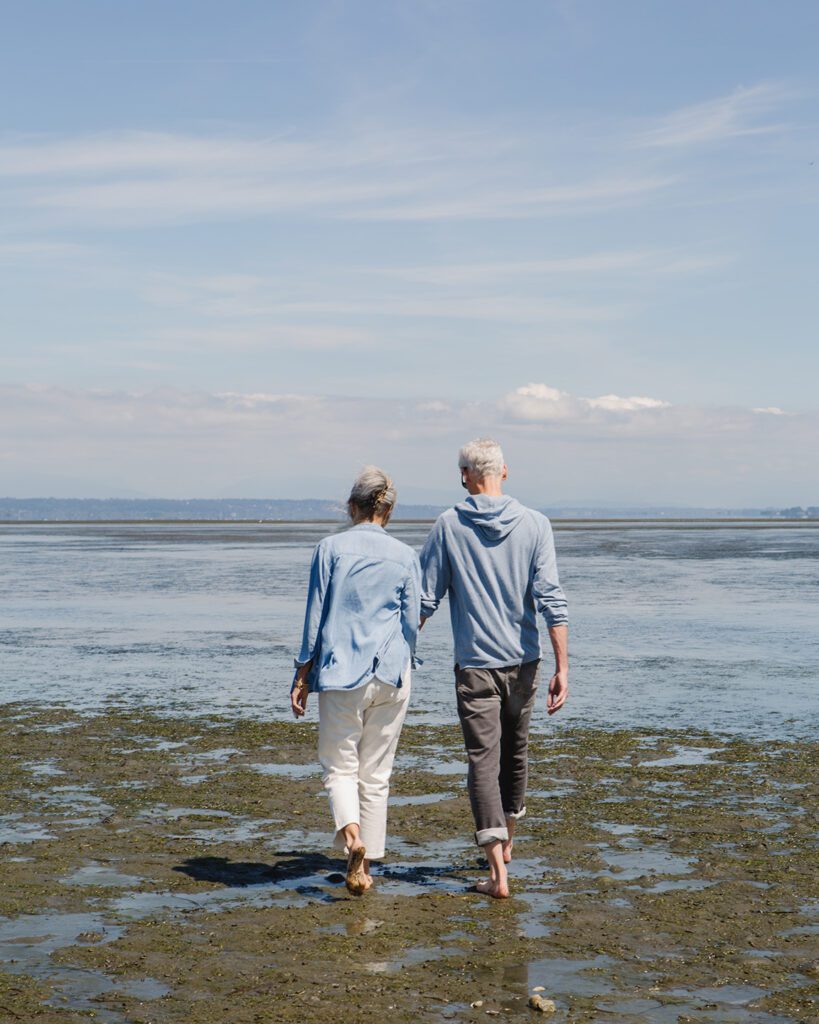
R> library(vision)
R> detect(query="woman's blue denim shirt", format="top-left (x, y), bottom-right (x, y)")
top-left (294, 523), bottom-right (422, 692)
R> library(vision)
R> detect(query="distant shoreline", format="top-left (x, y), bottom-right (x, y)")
top-left (3, 518), bottom-right (819, 529)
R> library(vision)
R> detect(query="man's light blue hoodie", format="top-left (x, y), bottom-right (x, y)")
top-left (419, 494), bottom-right (568, 669)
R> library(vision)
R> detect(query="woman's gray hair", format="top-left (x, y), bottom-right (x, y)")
top-left (458, 437), bottom-right (505, 480)
top-left (348, 465), bottom-right (396, 519)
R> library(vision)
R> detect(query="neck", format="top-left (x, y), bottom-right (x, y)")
top-left (352, 513), bottom-right (389, 527)
top-left (468, 477), bottom-right (504, 497)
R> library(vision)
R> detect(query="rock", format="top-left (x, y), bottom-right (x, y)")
top-left (470, 1000), bottom-right (484, 1008)
top-left (528, 994), bottom-right (556, 1013)
top-left (531, 986), bottom-right (545, 992)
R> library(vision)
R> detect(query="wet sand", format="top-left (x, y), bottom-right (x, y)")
top-left (0, 706), bottom-right (816, 1023)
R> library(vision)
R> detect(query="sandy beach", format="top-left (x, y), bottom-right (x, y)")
top-left (1, 705), bottom-right (816, 1023)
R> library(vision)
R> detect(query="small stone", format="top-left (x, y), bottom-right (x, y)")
top-left (531, 986), bottom-right (545, 992)
top-left (471, 1000), bottom-right (484, 1008)
top-left (528, 994), bottom-right (556, 1013)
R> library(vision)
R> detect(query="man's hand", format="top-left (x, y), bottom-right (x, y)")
top-left (290, 663), bottom-right (311, 718)
top-left (546, 669), bottom-right (568, 715)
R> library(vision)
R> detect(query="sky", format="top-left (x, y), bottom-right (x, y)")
top-left (1, 0), bottom-right (818, 506)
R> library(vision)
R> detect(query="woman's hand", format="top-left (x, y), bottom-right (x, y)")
top-left (290, 662), bottom-right (311, 718)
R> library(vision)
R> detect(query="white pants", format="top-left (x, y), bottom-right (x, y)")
top-left (318, 671), bottom-right (410, 860)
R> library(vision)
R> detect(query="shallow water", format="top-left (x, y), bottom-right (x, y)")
top-left (1, 521), bottom-right (817, 738)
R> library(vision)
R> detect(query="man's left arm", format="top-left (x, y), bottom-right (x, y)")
top-left (532, 519), bottom-right (569, 715)
top-left (418, 517), bottom-right (450, 630)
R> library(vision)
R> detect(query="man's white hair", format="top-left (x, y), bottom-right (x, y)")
top-left (458, 437), bottom-right (505, 480)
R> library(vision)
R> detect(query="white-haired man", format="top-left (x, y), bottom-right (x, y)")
top-left (419, 438), bottom-right (568, 898)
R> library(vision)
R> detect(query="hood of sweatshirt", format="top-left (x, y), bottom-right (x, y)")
top-left (454, 493), bottom-right (527, 541)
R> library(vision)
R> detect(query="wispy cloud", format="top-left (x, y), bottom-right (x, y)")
top-left (368, 248), bottom-right (728, 284)
top-left (638, 83), bottom-right (791, 149)
top-left (0, 127), bottom-right (675, 227)
top-left (1, 383), bottom-right (813, 505)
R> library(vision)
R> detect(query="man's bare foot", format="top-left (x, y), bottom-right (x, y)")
top-left (346, 845), bottom-right (369, 895)
top-left (475, 877), bottom-right (509, 899)
top-left (503, 817), bottom-right (516, 863)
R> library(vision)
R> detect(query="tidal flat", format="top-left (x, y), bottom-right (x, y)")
top-left (0, 706), bottom-right (816, 1024)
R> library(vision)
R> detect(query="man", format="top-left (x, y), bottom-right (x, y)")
top-left (419, 437), bottom-right (568, 898)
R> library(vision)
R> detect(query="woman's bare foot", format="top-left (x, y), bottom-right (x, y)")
top-left (475, 877), bottom-right (510, 899)
top-left (346, 844), bottom-right (369, 895)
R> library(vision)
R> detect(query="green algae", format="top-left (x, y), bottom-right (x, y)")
top-left (0, 705), bottom-right (816, 1023)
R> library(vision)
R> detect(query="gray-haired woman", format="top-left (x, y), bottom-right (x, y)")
top-left (291, 467), bottom-right (421, 894)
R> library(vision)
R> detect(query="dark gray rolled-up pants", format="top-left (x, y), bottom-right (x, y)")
top-left (455, 659), bottom-right (541, 847)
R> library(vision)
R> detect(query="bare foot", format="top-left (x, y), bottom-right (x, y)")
top-left (503, 817), bottom-right (516, 863)
top-left (475, 877), bottom-right (509, 899)
top-left (346, 845), bottom-right (368, 895)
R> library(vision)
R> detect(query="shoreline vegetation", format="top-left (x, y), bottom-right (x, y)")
top-left (0, 705), bottom-right (816, 1023)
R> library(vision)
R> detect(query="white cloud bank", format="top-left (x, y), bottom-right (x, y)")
top-left (1, 383), bottom-right (815, 506)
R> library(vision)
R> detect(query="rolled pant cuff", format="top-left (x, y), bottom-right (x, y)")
top-left (505, 806), bottom-right (526, 820)
top-left (475, 826), bottom-right (508, 846)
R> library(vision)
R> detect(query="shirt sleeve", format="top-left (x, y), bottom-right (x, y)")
top-left (419, 516), bottom-right (451, 620)
top-left (400, 553), bottom-right (422, 654)
top-left (295, 540), bottom-right (332, 668)
top-left (532, 517), bottom-right (568, 627)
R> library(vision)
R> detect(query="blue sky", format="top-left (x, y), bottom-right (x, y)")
top-left (1, 1), bottom-right (818, 504)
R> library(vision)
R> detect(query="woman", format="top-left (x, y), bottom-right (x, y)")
top-left (291, 467), bottom-right (421, 895)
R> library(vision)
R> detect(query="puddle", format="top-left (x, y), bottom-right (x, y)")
top-left (390, 791), bottom-right (456, 806)
top-left (30, 784), bottom-right (114, 824)
top-left (245, 761), bottom-right (319, 778)
top-left (178, 747), bottom-right (242, 766)
top-left (107, 886), bottom-right (280, 918)
top-left (594, 839), bottom-right (694, 881)
top-left (0, 814), bottom-right (54, 843)
top-left (595, 821), bottom-right (641, 836)
top-left (177, 817), bottom-right (280, 843)
top-left (639, 745), bottom-right (720, 768)
top-left (62, 863), bottom-right (145, 888)
top-left (365, 944), bottom-right (460, 973)
top-left (23, 759), bottom-right (66, 777)
top-left (393, 754), bottom-right (466, 776)
top-left (518, 954), bottom-right (616, 998)
top-left (670, 982), bottom-right (768, 1005)
top-left (139, 805), bottom-right (235, 821)
top-left (0, 912), bottom-right (137, 1023)
top-left (639, 876), bottom-right (714, 893)
top-left (515, 888), bottom-right (564, 938)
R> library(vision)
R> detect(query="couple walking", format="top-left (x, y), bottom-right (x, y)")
top-left (290, 438), bottom-right (569, 898)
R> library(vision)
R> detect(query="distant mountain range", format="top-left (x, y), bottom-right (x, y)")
top-left (0, 497), bottom-right (814, 522)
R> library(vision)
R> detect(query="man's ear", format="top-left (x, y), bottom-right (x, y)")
top-left (502, 464), bottom-right (508, 481)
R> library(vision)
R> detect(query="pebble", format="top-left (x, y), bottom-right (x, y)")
top-left (532, 986), bottom-right (545, 992)
top-left (470, 1000), bottom-right (484, 1008)
top-left (528, 994), bottom-right (556, 1013)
